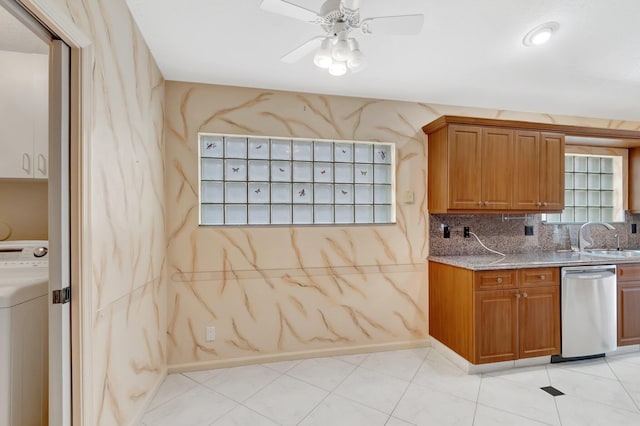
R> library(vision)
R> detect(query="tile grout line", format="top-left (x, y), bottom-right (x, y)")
top-left (470, 373), bottom-right (483, 425)
top-left (142, 373), bottom-right (202, 417)
top-left (293, 356), bottom-right (366, 425)
top-left (604, 357), bottom-right (640, 413)
top-left (546, 365), bottom-right (564, 426)
top-left (384, 347), bottom-right (432, 425)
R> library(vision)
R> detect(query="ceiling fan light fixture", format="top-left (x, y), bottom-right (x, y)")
top-left (313, 38), bottom-right (333, 68)
top-left (329, 60), bottom-right (347, 76)
top-left (523, 22), bottom-right (559, 46)
top-left (347, 39), bottom-right (366, 72)
top-left (332, 32), bottom-right (352, 61)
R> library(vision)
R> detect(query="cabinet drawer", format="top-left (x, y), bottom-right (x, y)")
top-left (519, 268), bottom-right (559, 288)
top-left (475, 270), bottom-right (516, 290)
top-left (617, 264), bottom-right (640, 282)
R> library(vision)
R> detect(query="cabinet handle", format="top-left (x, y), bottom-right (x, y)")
top-left (523, 292), bottom-right (528, 298)
top-left (37, 154), bottom-right (47, 176)
top-left (496, 277), bottom-right (503, 284)
top-left (515, 293), bottom-right (521, 299)
top-left (22, 153), bottom-right (31, 175)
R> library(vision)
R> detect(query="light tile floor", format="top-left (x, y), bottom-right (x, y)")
top-left (141, 348), bottom-right (640, 425)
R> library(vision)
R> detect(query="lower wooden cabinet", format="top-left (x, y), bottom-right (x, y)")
top-left (617, 264), bottom-right (640, 346)
top-left (429, 261), bottom-right (560, 364)
top-left (518, 286), bottom-right (561, 359)
top-left (474, 289), bottom-right (518, 363)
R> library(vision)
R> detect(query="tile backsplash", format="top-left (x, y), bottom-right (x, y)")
top-left (429, 212), bottom-right (640, 256)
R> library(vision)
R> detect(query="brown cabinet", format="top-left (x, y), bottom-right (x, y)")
top-left (444, 126), bottom-right (513, 210)
top-left (512, 131), bottom-right (565, 210)
top-left (474, 289), bottom-right (519, 363)
top-left (424, 117), bottom-right (564, 213)
top-left (429, 262), bottom-right (560, 364)
top-left (616, 264), bottom-right (640, 346)
top-left (629, 148), bottom-right (640, 213)
top-left (518, 286), bottom-right (561, 358)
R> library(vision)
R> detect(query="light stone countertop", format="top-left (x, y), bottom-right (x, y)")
top-left (428, 251), bottom-right (640, 271)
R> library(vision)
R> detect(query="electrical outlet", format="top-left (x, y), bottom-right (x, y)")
top-left (524, 225), bottom-right (534, 236)
top-left (206, 326), bottom-right (216, 342)
top-left (443, 226), bottom-right (450, 238)
top-left (633, 224), bottom-right (637, 234)
top-left (463, 226), bottom-right (470, 238)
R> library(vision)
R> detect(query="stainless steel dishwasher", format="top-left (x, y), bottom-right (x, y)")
top-left (561, 265), bottom-right (617, 358)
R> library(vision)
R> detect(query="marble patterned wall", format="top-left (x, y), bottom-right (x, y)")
top-left (164, 82), bottom-right (430, 369)
top-left (39, 0), bottom-right (166, 425)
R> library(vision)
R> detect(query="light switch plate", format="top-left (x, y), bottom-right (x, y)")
top-left (206, 326), bottom-right (216, 342)
top-left (402, 190), bottom-right (414, 204)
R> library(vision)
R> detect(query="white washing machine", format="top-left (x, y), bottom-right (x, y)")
top-left (0, 240), bottom-right (49, 426)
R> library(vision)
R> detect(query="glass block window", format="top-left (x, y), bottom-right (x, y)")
top-left (545, 154), bottom-right (624, 223)
top-left (199, 134), bottom-right (396, 225)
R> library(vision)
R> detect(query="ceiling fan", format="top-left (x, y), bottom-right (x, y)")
top-left (260, 0), bottom-right (424, 76)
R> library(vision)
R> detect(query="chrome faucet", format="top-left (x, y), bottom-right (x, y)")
top-left (578, 222), bottom-right (615, 251)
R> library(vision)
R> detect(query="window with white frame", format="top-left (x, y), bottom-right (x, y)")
top-left (544, 153), bottom-right (625, 223)
top-left (198, 134), bottom-right (396, 225)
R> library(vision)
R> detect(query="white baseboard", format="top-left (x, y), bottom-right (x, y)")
top-left (168, 339), bottom-right (430, 374)
top-left (430, 337), bottom-right (551, 374)
top-left (606, 344), bottom-right (640, 357)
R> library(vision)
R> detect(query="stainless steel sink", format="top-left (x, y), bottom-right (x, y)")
top-left (583, 249), bottom-right (640, 258)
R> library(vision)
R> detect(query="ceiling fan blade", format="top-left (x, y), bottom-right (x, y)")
top-left (260, 0), bottom-right (320, 23)
top-left (360, 14), bottom-right (424, 35)
top-left (281, 36), bottom-right (324, 63)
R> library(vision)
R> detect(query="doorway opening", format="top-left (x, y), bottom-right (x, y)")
top-left (0, 1), bottom-right (73, 425)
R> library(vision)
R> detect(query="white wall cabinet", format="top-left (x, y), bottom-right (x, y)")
top-left (0, 50), bottom-right (48, 179)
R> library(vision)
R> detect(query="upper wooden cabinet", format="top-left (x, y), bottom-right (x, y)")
top-left (447, 126), bottom-right (513, 210)
top-left (629, 148), bottom-right (640, 213)
top-left (424, 117), bottom-right (564, 213)
top-left (512, 131), bottom-right (565, 210)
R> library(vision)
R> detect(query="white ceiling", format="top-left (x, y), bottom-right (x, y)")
top-left (126, 0), bottom-right (640, 121)
top-left (0, 5), bottom-right (48, 54)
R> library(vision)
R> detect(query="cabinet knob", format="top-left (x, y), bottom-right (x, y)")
top-left (496, 278), bottom-right (503, 284)
top-left (543, 202), bottom-right (548, 207)
top-left (537, 202), bottom-right (542, 207)
top-left (539, 275), bottom-right (545, 280)
top-left (515, 293), bottom-right (521, 299)
top-left (484, 201), bottom-right (489, 206)
top-left (478, 201), bottom-right (483, 207)
top-left (523, 292), bottom-right (528, 298)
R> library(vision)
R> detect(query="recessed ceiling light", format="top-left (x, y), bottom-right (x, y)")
top-left (523, 22), bottom-right (559, 46)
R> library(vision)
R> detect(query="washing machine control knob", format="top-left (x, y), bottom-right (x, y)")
top-left (33, 247), bottom-right (48, 258)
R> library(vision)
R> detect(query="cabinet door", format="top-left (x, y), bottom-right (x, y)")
top-left (448, 125), bottom-right (482, 209)
top-left (618, 282), bottom-right (640, 346)
top-left (481, 128), bottom-right (513, 210)
top-left (539, 133), bottom-right (564, 210)
top-left (474, 289), bottom-right (518, 363)
top-left (32, 53), bottom-right (49, 179)
top-left (519, 286), bottom-right (560, 358)
top-left (512, 131), bottom-right (540, 210)
top-left (0, 51), bottom-right (36, 178)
